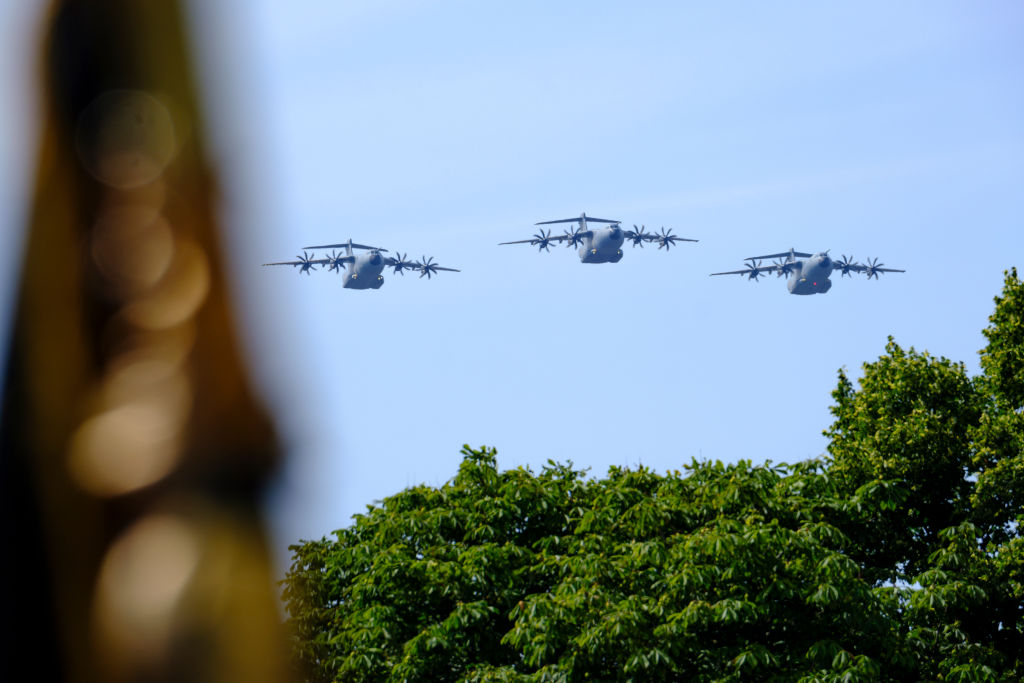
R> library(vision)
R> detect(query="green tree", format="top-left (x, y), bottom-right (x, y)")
top-left (972, 268), bottom-right (1024, 543)
top-left (979, 268), bottom-right (1024, 408)
top-left (284, 450), bottom-right (911, 681)
top-left (913, 268), bottom-right (1024, 679)
top-left (824, 268), bottom-right (1024, 678)
top-left (824, 340), bottom-right (982, 580)
top-left (283, 270), bottom-right (1023, 681)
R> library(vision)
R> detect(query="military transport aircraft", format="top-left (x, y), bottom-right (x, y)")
top-left (710, 248), bottom-right (905, 295)
top-left (500, 212), bottom-right (697, 263)
top-left (262, 239), bottom-right (459, 290)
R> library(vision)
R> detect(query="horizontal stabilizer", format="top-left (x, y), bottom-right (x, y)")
top-left (303, 242), bottom-right (387, 252)
top-left (535, 216), bottom-right (620, 225)
top-left (746, 250), bottom-right (812, 260)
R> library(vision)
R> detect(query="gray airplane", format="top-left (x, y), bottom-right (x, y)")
top-left (711, 248), bottom-right (905, 295)
top-left (500, 212), bottom-right (697, 263)
top-left (262, 239), bottom-right (459, 290)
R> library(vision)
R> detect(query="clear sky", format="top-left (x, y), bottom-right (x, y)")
top-left (3, 1), bottom-right (1023, 572)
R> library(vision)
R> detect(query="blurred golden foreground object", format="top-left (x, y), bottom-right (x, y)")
top-left (1, 2), bottom-right (292, 682)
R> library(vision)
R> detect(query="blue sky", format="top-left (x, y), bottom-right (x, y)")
top-left (3, 1), bottom-right (1023, 571)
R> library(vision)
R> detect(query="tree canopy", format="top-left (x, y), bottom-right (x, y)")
top-left (283, 269), bottom-right (1023, 682)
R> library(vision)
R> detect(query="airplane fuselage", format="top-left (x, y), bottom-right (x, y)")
top-left (343, 251), bottom-right (386, 289)
top-left (578, 225), bottom-right (625, 263)
top-left (786, 253), bottom-right (833, 295)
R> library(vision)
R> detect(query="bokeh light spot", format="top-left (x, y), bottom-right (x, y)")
top-left (92, 514), bottom-right (200, 669)
top-left (76, 90), bottom-right (177, 189)
top-left (91, 206), bottom-right (175, 294)
top-left (67, 368), bottom-right (191, 496)
top-left (122, 240), bottom-right (211, 330)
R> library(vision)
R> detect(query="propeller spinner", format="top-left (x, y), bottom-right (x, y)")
top-left (629, 224), bottom-right (651, 247)
top-left (563, 226), bottom-right (585, 249)
top-left (296, 251), bottom-right (317, 275)
top-left (835, 254), bottom-right (858, 278)
top-left (532, 229), bottom-right (556, 252)
top-left (863, 257), bottom-right (884, 279)
top-left (412, 255), bottom-right (459, 279)
top-left (325, 250), bottom-right (346, 272)
top-left (772, 258), bottom-right (794, 278)
top-left (744, 259), bottom-right (767, 280)
top-left (656, 227), bottom-right (687, 250)
top-left (391, 252), bottom-right (414, 275)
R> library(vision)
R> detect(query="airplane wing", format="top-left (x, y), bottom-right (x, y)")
top-left (710, 263), bottom-right (780, 277)
top-left (841, 264), bottom-right (906, 274)
top-left (836, 256), bottom-right (906, 278)
top-left (498, 234), bottom-right (571, 246)
top-left (535, 217), bottom-right (619, 225)
top-left (622, 226), bottom-right (698, 248)
top-left (302, 242), bottom-right (387, 251)
top-left (261, 258), bottom-right (330, 267)
top-left (411, 258), bottom-right (461, 278)
top-left (633, 233), bottom-right (699, 244)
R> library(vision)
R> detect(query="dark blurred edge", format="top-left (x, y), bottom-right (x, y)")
top-left (1, 1), bottom-right (290, 681)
